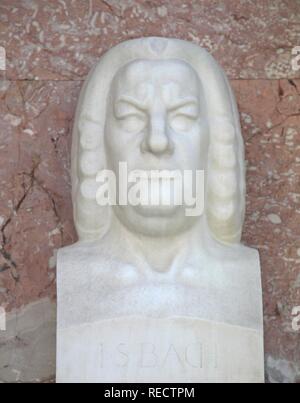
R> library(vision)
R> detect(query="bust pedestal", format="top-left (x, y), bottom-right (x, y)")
top-left (57, 316), bottom-right (264, 383)
top-left (56, 242), bottom-right (264, 383)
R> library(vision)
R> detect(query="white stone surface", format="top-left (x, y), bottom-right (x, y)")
top-left (57, 37), bottom-right (264, 383)
top-left (57, 317), bottom-right (264, 383)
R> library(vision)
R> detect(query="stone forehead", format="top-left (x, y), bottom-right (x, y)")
top-left (112, 59), bottom-right (200, 95)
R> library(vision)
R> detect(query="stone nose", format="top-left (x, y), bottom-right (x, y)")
top-left (141, 114), bottom-right (174, 156)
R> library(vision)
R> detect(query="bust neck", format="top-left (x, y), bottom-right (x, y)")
top-left (108, 214), bottom-right (205, 274)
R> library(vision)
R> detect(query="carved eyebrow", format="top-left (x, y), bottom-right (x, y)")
top-left (168, 99), bottom-right (200, 119)
top-left (168, 97), bottom-right (199, 111)
top-left (116, 96), bottom-right (148, 112)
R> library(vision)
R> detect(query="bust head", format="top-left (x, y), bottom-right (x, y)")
top-left (72, 38), bottom-right (245, 244)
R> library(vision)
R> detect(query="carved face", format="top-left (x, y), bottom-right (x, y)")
top-left (105, 60), bottom-right (209, 236)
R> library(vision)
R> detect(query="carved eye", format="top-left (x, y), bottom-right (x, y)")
top-left (119, 114), bottom-right (147, 133)
top-left (168, 102), bottom-right (199, 132)
top-left (115, 100), bottom-right (147, 133)
top-left (169, 114), bottom-right (196, 132)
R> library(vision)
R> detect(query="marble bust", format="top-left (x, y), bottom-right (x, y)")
top-left (57, 37), bottom-right (264, 383)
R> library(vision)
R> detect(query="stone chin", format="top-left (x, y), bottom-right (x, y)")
top-left (113, 204), bottom-right (198, 237)
top-left (134, 204), bottom-right (181, 218)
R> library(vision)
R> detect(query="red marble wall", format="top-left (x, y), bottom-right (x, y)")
top-left (0, 0), bottom-right (299, 382)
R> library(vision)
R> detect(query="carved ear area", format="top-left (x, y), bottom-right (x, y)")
top-left (207, 210), bottom-right (242, 245)
top-left (79, 116), bottom-right (102, 150)
top-left (74, 193), bottom-right (106, 236)
top-left (80, 150), bottom-right (103, 177)
top-left (208, 171), bottom-right (238, 199)
top-left (74, 179), bottom-right (101, 233)
top-left (210, 117), bottom-right (235, 144)
top-left (74, 217), bottom-right (104, 241)
top-left (207, 197), bottom-right (242, 244)
top-left (210, 144), bottom-right (237, 170)
top-left (80, 178), bottom-right (98, 201)
top-left (207, 117), bottom-right (243, 245)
